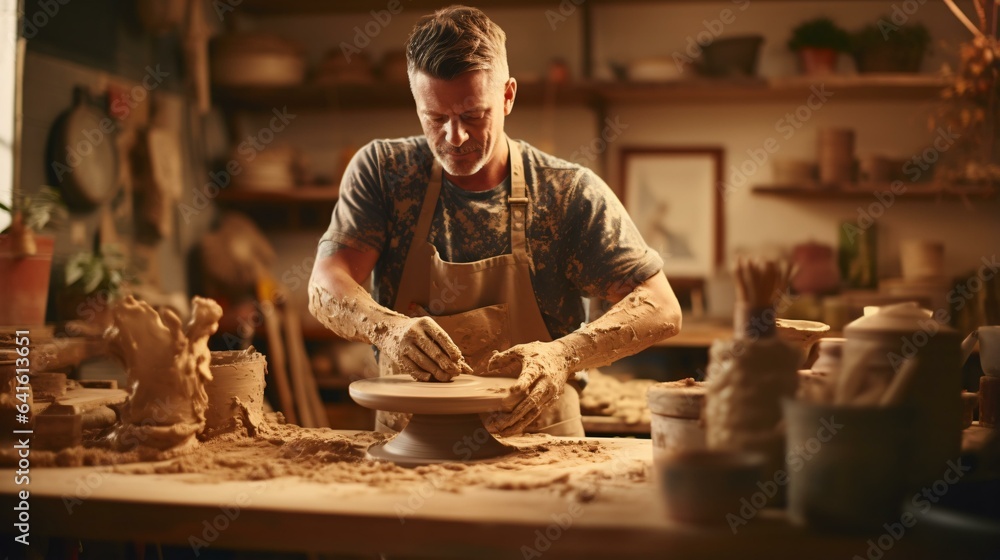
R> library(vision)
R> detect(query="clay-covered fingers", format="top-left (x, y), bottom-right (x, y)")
top-left (482, 347), bottom-right (523, 378)
top-left (399, 353), bottom-right (441, 382)
top-left (488, 372), bottom-right (562, 436)
top-left (405, 318), bottom-right (469, 381)
top-left (500, 368), bottom-right (540, 411)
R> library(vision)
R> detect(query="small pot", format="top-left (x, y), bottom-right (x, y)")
top-left (655, 449), bottom-right (767, 524)
top-left (700, 35), bottom-right (764, 77)
top-left (0, 234), bottom-right (54, 326)
top-left (648, 379), bottom-right (707, 454)
top-left (784, 399), bottom-right (915, 530)
top-left (797, 47), bottom-right (839, 75)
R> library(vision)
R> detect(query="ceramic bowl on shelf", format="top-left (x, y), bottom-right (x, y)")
top-left (699, 35), bottom-right (764, 77)
top-left (627, 57), bottom-right (685, 82)
top-left (776, 319), bottom-right (831, 360)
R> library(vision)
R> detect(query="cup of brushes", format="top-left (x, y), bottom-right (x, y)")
top-left (704, 258), bottom-right (802, 507)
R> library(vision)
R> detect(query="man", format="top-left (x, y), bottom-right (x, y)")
top-left (309, 6), bottom-right (682, 437)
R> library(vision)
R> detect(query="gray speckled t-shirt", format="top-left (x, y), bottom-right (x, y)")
top-left (317, 136), bottom-right (663, 339)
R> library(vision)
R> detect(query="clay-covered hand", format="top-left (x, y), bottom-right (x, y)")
top-left (482, 341), bottom-right (572, 436)
top-left (378, 316), bottom-right (473, 382)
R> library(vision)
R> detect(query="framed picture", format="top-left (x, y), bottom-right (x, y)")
top-left (620, 147), bottom-right (724, 279)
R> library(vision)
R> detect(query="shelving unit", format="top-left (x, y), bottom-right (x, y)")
top-left (214, 74), bottom-right (947, 111)
top-left (216, 186), bottom-right (339, 229)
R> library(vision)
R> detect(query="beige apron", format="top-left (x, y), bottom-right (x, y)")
top-left (376, 138), bottom-right (585, 437)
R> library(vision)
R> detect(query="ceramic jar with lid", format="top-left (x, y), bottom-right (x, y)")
top-left (648, 379), bottom-right (707, 454)
top-left (836, 302), bottom-right (962, 488)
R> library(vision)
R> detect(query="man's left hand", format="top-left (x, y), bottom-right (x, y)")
top-left (482, 341), bottom-right (572, 436)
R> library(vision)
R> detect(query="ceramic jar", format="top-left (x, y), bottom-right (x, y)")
top-left (837, 302), bottom-right (962, 488)
top-left (811, 337), bottom-right (846, 378)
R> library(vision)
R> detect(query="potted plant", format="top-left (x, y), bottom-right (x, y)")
top-left (851, 20), bottom-right (931, 73)
top-left (787, 17), bottom-right (850, 75)
top-left (0, 187), bottom-right (65, 326)
top-left (60, 244), bottom-right (131, 330)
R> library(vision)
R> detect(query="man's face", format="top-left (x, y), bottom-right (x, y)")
top-left (411, 69), bottom-right (513, 178)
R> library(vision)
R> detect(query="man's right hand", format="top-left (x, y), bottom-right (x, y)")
top-left (379, 316), bottom-right (473, 382)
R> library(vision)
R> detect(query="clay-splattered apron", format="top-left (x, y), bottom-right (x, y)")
top-left (376, 138), bottom-right (584, 437)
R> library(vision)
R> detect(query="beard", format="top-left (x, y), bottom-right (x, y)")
top-left (433, 140), bottom-right (489, 176)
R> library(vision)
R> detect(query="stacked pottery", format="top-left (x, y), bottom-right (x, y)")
top-left (818, 128), bottom-right (855, 186)
top-left (647, 378), bottom-right (707, 454)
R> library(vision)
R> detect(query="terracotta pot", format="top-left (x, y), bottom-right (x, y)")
top-left (790, 241), bottom-right (841, 295)
top-left (0, 234), bottom-right (54, 326)
top-left (797, 48), bottom-right (839, 75)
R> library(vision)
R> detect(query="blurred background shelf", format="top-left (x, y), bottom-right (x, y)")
top-left (216, 75), bottom-right (946, 112)
top-left (215, 186), bottom-right (340, 230)
top-left (214, 81), bottom-right (594, 111)
top-left (236, 0), bottom-right (906, 15)
top-left (216, 186), bottom-right (340, 203)
top-left (752, 184), bottom-right (998, 200)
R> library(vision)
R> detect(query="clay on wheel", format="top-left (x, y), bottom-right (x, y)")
top-left (349, 374), bottom-right (514, 415)
top-left (349, 374), bottom-right (517, 466)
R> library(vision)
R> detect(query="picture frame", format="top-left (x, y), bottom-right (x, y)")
top-left (620, 147), bottom-right (724, 280)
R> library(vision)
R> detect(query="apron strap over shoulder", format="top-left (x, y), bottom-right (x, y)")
top-left (411, 158), bottom-right (444, 252)
top-left (507, 138), bottom-right (529, 257)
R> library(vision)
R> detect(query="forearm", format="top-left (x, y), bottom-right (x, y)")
top-left (553, 272), bottom-right (682, 373)
top-left (307, 259), bottom-right (406, 348)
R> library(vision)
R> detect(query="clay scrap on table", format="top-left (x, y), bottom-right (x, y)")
top-left (104, 295), bottom-right (223, 453)
top-left (580, 370), bottom-right (657, 425)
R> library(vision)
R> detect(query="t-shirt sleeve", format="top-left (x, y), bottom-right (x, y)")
top-left (317, 141), bottom-right (389, 255)
top-left (561, 169), bottom-right (664, 299)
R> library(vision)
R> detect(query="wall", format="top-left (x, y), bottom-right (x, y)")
top-left (17, 0), bottom-right (214, 323)
top-left (236, 1), bottom-right (998, 321)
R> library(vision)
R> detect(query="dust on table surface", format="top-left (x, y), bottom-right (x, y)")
top-left (10, 416), bottom-right (651, 503)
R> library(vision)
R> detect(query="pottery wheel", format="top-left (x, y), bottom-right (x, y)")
top-left (349, 374), bottom-right (516, 467)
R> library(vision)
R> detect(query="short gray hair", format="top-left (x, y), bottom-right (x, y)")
top-left (405, 5), bottom-right (509, 86)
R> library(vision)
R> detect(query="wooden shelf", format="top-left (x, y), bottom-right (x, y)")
top-left (599, 74), bottom-right (946, 103)
top-left (215, 75), bottom-right (945, 112)
top-left (214, 81), bottom-right (593, 111)
top-left (237, 0), bottom-right (892, 15)
top-left (752, 184), bottom-right (998, 200)
top-left (216, 185), bottom-right (339, 204)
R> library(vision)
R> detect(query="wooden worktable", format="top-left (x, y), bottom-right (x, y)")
top-left (1, 434), bottom-right (996, 559)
